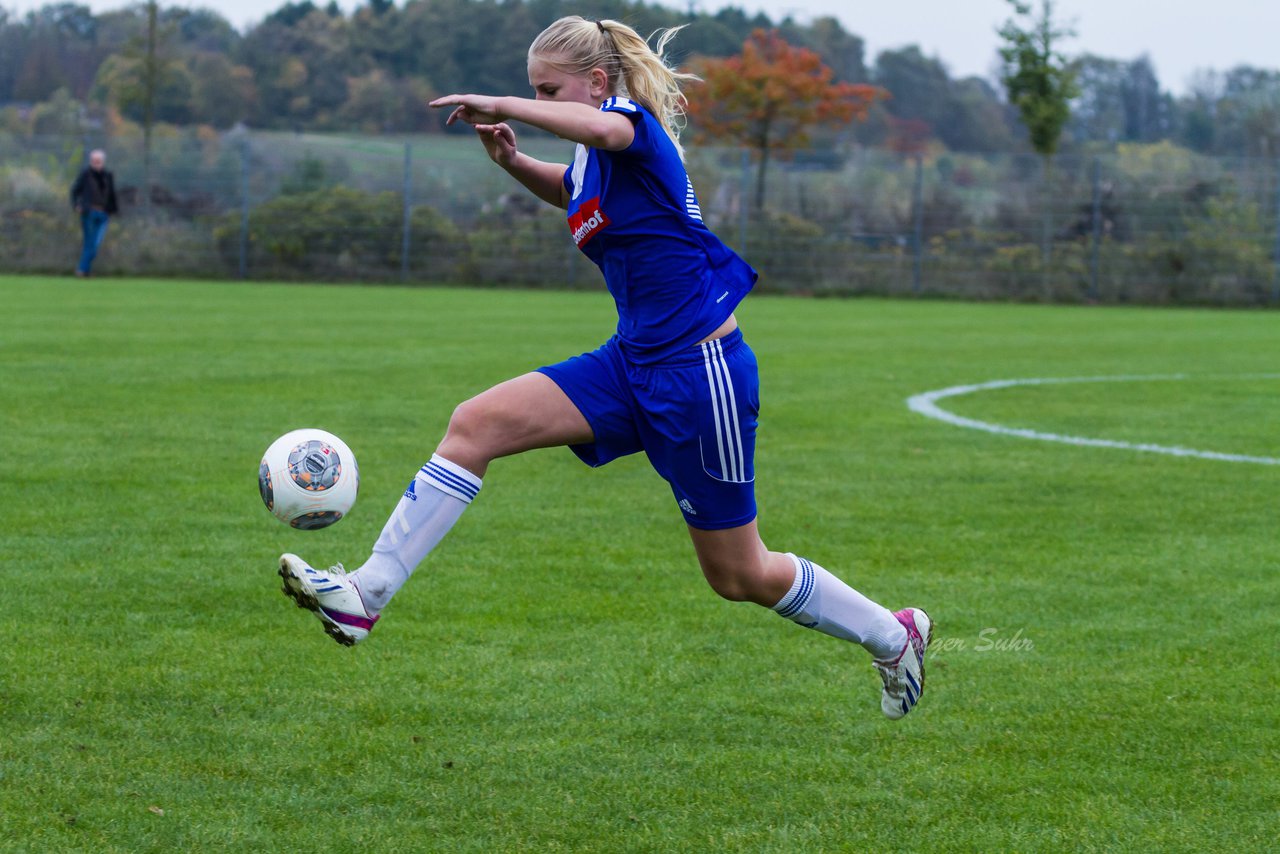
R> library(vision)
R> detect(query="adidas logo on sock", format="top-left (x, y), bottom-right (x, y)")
top-left (404, 479), bottom-right (417, 501)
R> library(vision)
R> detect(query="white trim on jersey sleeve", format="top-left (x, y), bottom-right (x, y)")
top-left (570, 143), bottom-right (588, 201)
top-left (601, 96), bottom-right (638, 112)
top-left (685, 177), bottom-right (704, 222)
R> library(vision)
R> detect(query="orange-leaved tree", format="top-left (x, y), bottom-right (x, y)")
top-left (687, 29), bottom-right (883, 210)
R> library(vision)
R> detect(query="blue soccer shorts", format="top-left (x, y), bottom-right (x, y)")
top-left (537, 328), bottom-right (759, 530)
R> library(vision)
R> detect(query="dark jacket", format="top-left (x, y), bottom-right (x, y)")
top-left (70, 167), bottom-right (119, 215)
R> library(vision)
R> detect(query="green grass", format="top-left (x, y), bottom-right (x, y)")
top-left (2, 276), bottom-right (1276, 852)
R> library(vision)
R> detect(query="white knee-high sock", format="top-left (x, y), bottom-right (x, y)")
top-left (351, 454), bottom-right (482, 614)
top-left (771, 554), bottom-right (907, 659)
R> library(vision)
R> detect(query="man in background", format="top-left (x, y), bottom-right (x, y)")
top-left (69, 149), bottom-right (119, 277)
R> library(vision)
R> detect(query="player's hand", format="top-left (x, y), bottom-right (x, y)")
top-left (430, 94), bottom-right (502, 127)
top-left (474, 122), bottom-right (518, 167)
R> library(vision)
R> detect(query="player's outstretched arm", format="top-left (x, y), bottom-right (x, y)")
top-left (431, 94), bottom-right (634, 151)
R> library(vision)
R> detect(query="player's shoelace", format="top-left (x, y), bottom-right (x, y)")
top-left (877, 637), bottom-right (923, 705)
top-left (877, 657), bottom-right (908, 698)
top-left (304, 562), bottom-right (350, 589)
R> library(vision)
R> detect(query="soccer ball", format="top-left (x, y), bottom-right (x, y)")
top-left (258, 429), bottom-right (359, 529)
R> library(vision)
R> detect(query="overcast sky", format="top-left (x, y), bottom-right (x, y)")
top-left (5, 0), bottom-right (1276, 94)
top-left (750, 0), bottom-right (1278, 93)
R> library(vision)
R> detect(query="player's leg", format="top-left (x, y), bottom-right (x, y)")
top-left (348, 372), bottom-right (590, 611)
top-left (681, 518), bottom-right (792, 604)
top-left (280, 372), bottom-right (592, 644)
top-left (687, 520), bottom-right (930, 720)
top-left (648, 331), bottom-right (930, 717)
top-left (657, 332), bottom-right (906, 652)
top-left (435, 371), bottom-right (594, 476)
top-left (687, 521), bottom-right (910, 657)
top-left (282, 341), bottom-right (642, 645)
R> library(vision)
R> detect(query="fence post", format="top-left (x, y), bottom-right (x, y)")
top-left (238, 135), bottom-right (249, 281)
top-left (401, 141), bottom-right (412, 282)
top-left (911, 154), bottom-right (924, 294)
top-left (1089, 157), bottom-right (1102, 302)
top-left (1040, 154), bottom-right (1055, 300)
top-left (1273, 157), bottom-right (1280, 305)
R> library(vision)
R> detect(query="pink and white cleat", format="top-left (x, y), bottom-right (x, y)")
top-left (874, 607), bottom-right (932, 720)
top-left (278, 553), bottom-right (378, 646)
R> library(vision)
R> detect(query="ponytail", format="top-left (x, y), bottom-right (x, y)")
top-left (529, 16), bottom-right (700, 159)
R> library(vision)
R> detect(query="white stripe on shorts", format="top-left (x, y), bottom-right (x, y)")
top-left (701, 339), bottom-right (748, 483)
top-left (714, 339), bottom-right (747, 482)
top-left (701, 341), bottom-right (732, 480)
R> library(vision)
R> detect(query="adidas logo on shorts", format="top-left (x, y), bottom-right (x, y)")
top-left (679, 499), bottom-right (696, 515)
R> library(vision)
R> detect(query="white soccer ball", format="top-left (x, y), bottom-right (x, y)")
top-left (258, 429), bottom-right (359, 529)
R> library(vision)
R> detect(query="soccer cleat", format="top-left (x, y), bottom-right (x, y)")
top-left (278, 553), bottom-right (378, 646)
top-left (874, 607), bottom-right (932, 720)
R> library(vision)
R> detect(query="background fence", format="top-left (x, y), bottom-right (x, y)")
top-left (3, 129), bottom-right (1279, 305)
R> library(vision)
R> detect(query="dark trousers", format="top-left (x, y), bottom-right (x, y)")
top-left (78, 210), bottom-right (110, 274)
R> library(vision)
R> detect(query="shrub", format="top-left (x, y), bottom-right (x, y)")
top-left (214, 185), bottom-right (464, 281)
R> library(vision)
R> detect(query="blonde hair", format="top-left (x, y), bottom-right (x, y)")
top-left (529, 16), bottom-right (699, 158)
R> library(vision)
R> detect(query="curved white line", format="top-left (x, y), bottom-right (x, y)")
top-left (906, 374), bottom-right (1280, 466)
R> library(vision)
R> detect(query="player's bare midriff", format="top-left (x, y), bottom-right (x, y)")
top-left (698, 314), bottom-right (738, 344)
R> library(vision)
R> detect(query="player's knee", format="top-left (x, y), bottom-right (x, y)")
top-left (444, 400), bottom-right (476, 441)
top-left (700, 559), bottom-right (757, 602)
top-left (444, 397), bottom-right (500, 455)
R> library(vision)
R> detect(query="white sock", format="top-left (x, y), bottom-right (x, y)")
top-left (771, 554), bottom-right (908, 659)
top-left (351, 454), bottom-right (482, 614)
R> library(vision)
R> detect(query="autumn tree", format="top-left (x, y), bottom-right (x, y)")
top-left (688, 29), bottom-right (882, 210)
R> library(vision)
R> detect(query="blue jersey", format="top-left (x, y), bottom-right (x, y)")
top-left (562, 97), bottom-right (757, 365)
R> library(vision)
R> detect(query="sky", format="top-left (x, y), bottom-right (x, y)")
top-left (747, 0), bottom-right (1279, 93)
top-left (5, 0), bottom-right (1277, 94)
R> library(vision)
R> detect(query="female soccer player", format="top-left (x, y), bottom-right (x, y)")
top-left (278, 16), bottom-right (931, 719)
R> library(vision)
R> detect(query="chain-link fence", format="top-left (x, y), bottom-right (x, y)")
top-left (4, 130), bottom-right (1279, 305)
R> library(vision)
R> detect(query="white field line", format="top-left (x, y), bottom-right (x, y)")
top-left (906, 375), bottom-right (1280, 466)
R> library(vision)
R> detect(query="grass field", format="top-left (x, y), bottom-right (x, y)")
top-left (2, 275), bottom-right (1277, 852)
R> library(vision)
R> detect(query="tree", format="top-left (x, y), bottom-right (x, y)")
top-left (138, 0), bottom-right (161, 209)
top-left (999, 1), bottom-right (1077, 155)
top-left (884, 115), bottom-right (932, 156)
top-left (674, 8), bottom-right (755, 62)
top-left (10, 4), bottom-right (102, 102)
top-left (945, 77), bottom-right (1018, 152)
top-left (93, 51), bottom-right (193, 124)
top-left (1177, 70), bottom-right (1220, 152)
top-left (1235, 87), bottom-right (1280, 157)
top-left (91, 0), bottom-right (193, 204)
top-left (1120, 55), bottom-right (1171, 142)
top-left (339, 70), bottom-right (434, 132)
top-left (1208, 66), bottom-right (1280, 156)
top-left (1068, 53), bottom-right (1174, 147)
top-left (189, 53), bottom-right (257, 127)
top-left (688, 29), bottom-right (882, 209)
top-left (1069, 54), bottom-right (1126, 144)
top-left (998, 0), bottom-right (1078, 288)
top-left (805, 16), bottom-right (867, 83)
top-left (28, 86), bottom-right (85, 135)
top-left (875, 46), bottom-right (952, 131)
top-left (872, 46), bottom-right (1015, 152)
top-left (235, 5), bottom-right (355, 127)
top-left (262, 2), bottom-right (321, 28)
top-left (166, 7), bottom-right (239, 54)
